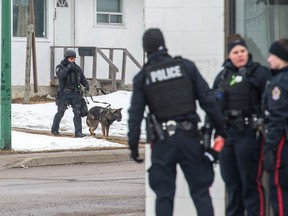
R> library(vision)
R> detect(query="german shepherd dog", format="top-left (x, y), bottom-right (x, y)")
top-left (86, 106), bottom-right (122, 139)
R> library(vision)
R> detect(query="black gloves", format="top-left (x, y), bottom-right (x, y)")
top-left (130, 147), bottom-right (144, 163)
top-left (214, 128), bottom-right (227, 139)
top-left (203, 135), bottom-right (225, 164)
top-left (68, 62), bottom-right (76, 70)
top-left (264, 150), bottom-right (276, 173)
top-left (204, 148), bottom-right (219, 164)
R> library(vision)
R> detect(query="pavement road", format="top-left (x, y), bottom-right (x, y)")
top-left (0, 161), bottom-right (145, 216)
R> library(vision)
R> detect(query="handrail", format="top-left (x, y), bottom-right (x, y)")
top-left (96, 48), bottom-right (119, 72)
top-left (123, 49), bottom-right (142, 69)
top-left (50, 46), bottom-right (142, 92)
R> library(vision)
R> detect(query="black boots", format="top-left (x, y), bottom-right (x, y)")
top-left (51, 131), bottom-right (61, 136)
top-left (75, 133), bottom-right (86, 138)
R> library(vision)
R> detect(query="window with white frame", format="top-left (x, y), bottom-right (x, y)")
top-left (13, 0), bottom-right (47, 38)
top-left (96, 0), bottom-right (123, 24)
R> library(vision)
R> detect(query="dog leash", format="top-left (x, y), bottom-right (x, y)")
top-left (83, 91), bottom-right (111, 108)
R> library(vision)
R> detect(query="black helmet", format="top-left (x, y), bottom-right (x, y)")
top-left (65, 50), bottom-right (76, 58)
top-left (143, 28), bottom-right (166, 54)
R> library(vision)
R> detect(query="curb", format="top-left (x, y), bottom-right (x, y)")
top-left (1, 148), bottom-right (145, 168)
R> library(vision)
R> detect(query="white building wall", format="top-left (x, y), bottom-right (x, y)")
top-left (144, 1), bottom-right (226, 215)
top-left (144, 0), bottom-right (225, 85)
top-left (10, 0), bottom-right (144, 90)
top-left (74, 0), bottom-right (144, 83)
top-left (11, 0), bottom-right (55, 86)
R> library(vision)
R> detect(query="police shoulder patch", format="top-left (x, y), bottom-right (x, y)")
top-left (272, 86), bottom-right (281, 100)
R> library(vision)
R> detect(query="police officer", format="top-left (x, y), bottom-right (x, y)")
top-left (263, 38), bottom-right (288, 215)
top-left (51, 50), bottom-right (89, 138)
top-left (213, 34), bottom-right (270, 216)
top-left (128, 28), bottom-right (226, 216)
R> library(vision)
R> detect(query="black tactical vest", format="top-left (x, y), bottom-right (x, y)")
top-left (144, 57), bottom-right (196, 120)
top-left (63, 67), bottom-right (80, 89)
top-left (217, 66), bottom-right (257, 114)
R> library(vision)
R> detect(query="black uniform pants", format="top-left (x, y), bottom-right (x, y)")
top-left (148, 130), bottom-right (214, 216)
top-left (51, 92), bottom-right (82, 135)
top-left (268, 135), bottom-right (288, 216)
top-left (219, 126), bottom-right (265, 216)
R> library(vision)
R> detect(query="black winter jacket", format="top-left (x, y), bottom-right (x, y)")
top-left (128, 49), bottom-right (226, 150)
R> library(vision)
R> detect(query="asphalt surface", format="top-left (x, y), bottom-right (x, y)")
top-left (0, 161), bottom-right (145, 216)
top-left (0, 148), bottom-right (145, 169)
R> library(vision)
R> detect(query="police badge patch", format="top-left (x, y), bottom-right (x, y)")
top-left (272, 86), bottom-right (281, 100)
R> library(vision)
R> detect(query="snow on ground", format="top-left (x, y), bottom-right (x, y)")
top-left (10, 90), bottom-right (145, 152)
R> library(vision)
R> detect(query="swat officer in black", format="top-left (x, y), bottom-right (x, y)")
top-left (128, 28), bottom-right (226, 216)
top-left (51, 50), bottom-right (89, 138)
top-left (263, 38), bottom-right (288, 215)
top-left (212, 34), bottom-right (270, 216)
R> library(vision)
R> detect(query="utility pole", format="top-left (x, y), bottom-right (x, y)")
top-left (24, 24), bottom-right (34, 104)
top-left (1, 0), bottom-right (12, 150)
top-left (30, 0), bottom-right (38, 93)
top-left (24, 0), bottom-right (38, 104)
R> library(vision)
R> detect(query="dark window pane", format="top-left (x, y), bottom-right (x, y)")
top-left (234, 0), bottom-right (288, 66)
top-left (34, 0), bottom-right (46, 37)
top-left (57, 0), bottom-right (68, 7)
top-left (97, 0), bottom-right (121, 12)
top-left (110, 15), bottom-right (122, 23)
top-left (13, 0), bottom-right (29, 37)
top-left (13, 0), bottom-right (46, 38)
top-left (257, 0), bottom-right (288, 4)
top-left (97, 14), bottom-right (109, 23)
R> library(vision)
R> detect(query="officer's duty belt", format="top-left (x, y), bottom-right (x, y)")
top-left (161, 120), bottom-right (198, 137)
top-left (224, 110), bottom-right (263, 131)
top-left (63, 88), bottom-right (79, 94)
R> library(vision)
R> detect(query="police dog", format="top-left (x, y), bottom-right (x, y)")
top-left (86, 106), bottom-right (122, 139)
